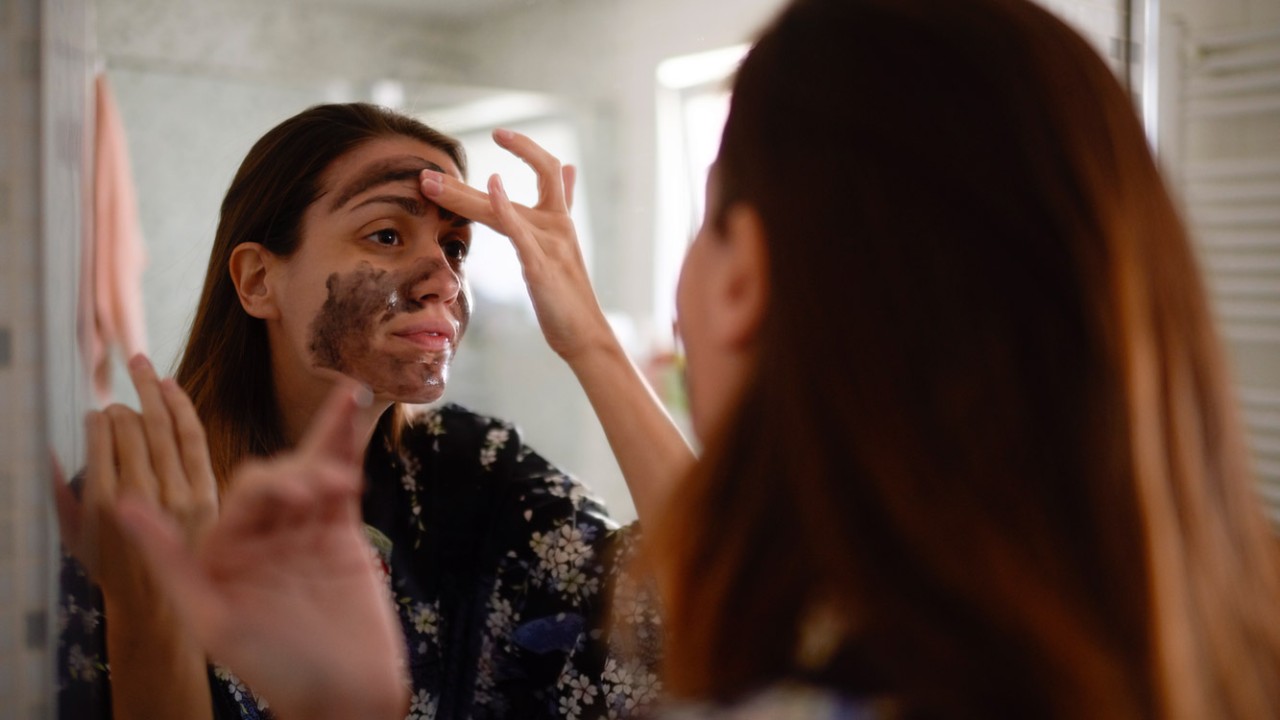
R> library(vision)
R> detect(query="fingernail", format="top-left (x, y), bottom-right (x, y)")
top-left (490, 174), bottom-right (508, 201)
top-left (354, 384), bottom-right (374, 408)
top-left (493, 128), bottom-right (514, 142)
top-left (128, 353), bottom-right (152, 372)
top-left (420, 170), bottom-right (443, 197)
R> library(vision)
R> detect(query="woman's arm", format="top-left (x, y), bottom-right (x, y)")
top-left (420, 131), bottom-right (695, 528)
top-left (53, 355), bottom-right (218, 719)
top-left (561, 338), bottom-right (693, 528)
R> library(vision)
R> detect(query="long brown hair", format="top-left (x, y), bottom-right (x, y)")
top-left (174, 103), bottom-right (465, 486)
top-left (654, 0), bottom-right (1280, 717)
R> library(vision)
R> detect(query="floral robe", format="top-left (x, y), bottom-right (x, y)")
top-left (57, 404), bottom-right (663, 720)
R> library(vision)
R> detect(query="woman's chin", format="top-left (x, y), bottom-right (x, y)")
top-left (343, 363), bottom-right (451, 407)
top-left (375, 376), bottom-right (448, 406)
top-left (392, 388), bottom-right (446, 406)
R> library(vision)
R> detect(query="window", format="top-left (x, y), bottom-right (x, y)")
top-left (653, 44), bottom-right (747, 337)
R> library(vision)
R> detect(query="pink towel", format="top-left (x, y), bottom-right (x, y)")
top-left (84, 73), bottom-right (148, 404)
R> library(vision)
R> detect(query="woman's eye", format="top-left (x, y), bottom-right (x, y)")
top-left (443, 238), bottom-right (469, 262)
top-left (366, 229), bottom-right (401, 247)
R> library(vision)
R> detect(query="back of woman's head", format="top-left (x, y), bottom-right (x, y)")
top-left (656, 0), bottom-right (1280, 717)
top-left (175, 103), bottom-right (464, 485)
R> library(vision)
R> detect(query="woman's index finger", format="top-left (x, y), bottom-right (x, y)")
top-left (420, 170), bottom-right (499, 227)
top-left (127, 353), bottom-right (189, 504)
top-left (493, 128), bottom-right (566, 212)
top-left (298, 380), bottom-right (367, 470)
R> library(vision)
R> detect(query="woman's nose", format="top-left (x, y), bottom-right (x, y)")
top-left (407, 244), bottom-right (461, 307)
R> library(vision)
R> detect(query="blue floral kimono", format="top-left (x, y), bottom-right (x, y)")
top-left (58, 404), bottom-right (663, 719)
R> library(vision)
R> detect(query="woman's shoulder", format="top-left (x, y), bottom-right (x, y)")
top-left (653, 685), bottom-right (891, 720)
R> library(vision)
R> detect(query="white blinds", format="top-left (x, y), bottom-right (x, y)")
top-left (1178, 24), bottom-right (1280, 525)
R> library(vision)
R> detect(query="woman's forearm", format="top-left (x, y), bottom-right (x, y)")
top-left (104, 592), bottom-right (213, 720)
top-left (567, 338), bottom-right (696, 529)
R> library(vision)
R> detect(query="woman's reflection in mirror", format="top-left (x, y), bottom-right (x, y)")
top-left (58, 0), bottom-right (1280, 718)
top-left (56, 104), bottom-right (665, 720)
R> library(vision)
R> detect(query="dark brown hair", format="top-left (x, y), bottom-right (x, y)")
top-left (654, 0), bottom-right (1280, 717)
top-left (174, 103), bottom-right (465, 486)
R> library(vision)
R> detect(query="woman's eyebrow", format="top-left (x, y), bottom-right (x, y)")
top-left (352, 195), bottom-right (429, 217)
top-left (346, 191), bottom-right (474, 230)
top-left (329, 157), bottom-right (446, 211)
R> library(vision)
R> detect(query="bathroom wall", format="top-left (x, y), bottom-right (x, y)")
top-left (2, 0), bottom-right (93, 715)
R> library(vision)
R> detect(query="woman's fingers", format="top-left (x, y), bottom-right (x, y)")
top-left (50, 450), bottom-right (82, 552)
top-left (80, 411), bottom-right (118, 577)
top-left (106, 404), bottom-right (160, 503)
top-left (216, 460), bottom-right (302, 539)
top-left (114, 496), bottom-right (226, 640)
top-left (563, 164), bottom-right (577, 212)
top-left (160, 378), bottom-right (218, 511)
top-left (420, 171), bottom-right (501, 228)
top-left (298, 380), bottom-right (367, 470)
top-left (493, 128), bottom-right (566, 212)
top-left (83, 411), bottom-right (118, 511)
top-left (127, 354), bottom-right (190, 508)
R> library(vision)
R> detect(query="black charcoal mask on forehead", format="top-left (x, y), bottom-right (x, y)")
top-left (307, 259), bottom-right (470, 400)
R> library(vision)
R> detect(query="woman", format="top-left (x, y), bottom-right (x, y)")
top-left (120, 0), bottom-right (1280, 717)
top-left (56, 105), bottom-right (686, 719)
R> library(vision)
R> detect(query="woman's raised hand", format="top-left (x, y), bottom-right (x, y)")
top-left (115, 382), bottom-right (409, 720)
top-left (52, 353), bottom-right (218, 599)
top-left (51, 353), bottom-right (221, 718)
top-left (422, 130), bottom-right (695, 533)
top-left (420, 128), bottom-right (614, 363)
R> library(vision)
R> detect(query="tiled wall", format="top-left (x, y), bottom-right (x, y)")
top-left (0, 0), bottom-right (50, 714)
top-left (2, 0), bottom-right (91, 715)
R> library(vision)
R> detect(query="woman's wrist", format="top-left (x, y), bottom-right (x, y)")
top-left (563, 329), bottom-right (629, 377)
top-left (103, 590), bottom-right (198, 656)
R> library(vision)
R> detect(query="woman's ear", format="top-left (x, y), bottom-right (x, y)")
top-left (711, 204), bottom-right (770, 349)
top-left (229, 243), bottom-right (280, 320)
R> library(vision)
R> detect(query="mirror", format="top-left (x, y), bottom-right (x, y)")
top-left (91, 0), bottom-right (793, 522)
top-left (26, 0), bottom-right (1277, 715)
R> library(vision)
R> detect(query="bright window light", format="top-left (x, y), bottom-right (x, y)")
top-left (657, 44), bottom-right (749, 90)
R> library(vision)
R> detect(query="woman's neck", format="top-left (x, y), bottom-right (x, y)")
top-left (274, 368), bottom-right (390, 464)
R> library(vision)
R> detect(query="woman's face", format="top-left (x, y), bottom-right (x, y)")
top-left (269, 136), bottom-right (471, 405)
top-left (676, 167), bottom-right (732, 442)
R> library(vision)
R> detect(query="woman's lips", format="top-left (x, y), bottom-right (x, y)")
top-left (391, 320), bottom-right (456, 353)
top-left (393, 331), bottom-right (452, 353)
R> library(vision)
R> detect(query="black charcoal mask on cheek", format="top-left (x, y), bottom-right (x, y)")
top-left (307, 259), bottom-right (469, 401)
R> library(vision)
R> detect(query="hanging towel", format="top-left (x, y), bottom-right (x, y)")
top-left (85, 72), bottom-right (148, 404)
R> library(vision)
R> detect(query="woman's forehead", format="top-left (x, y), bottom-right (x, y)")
top-left (320, 138), bottom-right (462, 212)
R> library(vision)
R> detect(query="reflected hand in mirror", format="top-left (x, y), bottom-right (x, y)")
top-left (52, 353), bottom-right (219, 594)
top-left (115, 381), bottom-right (409, 720)
top-left (423, 129), bottom-right (694, 530)
top-left (51, 352), bottom-right (219, 717)
top-left (421, 128), bottom-right (613, 364)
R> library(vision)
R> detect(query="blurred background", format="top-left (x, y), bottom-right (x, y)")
top-left (2, 0), bottom-right (1278, 715)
